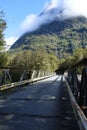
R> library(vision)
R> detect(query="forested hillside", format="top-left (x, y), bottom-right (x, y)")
top-left (10, 16), bottom-right (87, 58)
top-left (0, 12), bottom-right (87, 72)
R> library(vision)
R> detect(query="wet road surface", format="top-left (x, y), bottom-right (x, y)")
top-left (0, 75), bottom-right (80, 130)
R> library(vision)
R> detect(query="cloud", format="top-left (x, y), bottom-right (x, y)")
top-left (20, 0), bottom-right (87, 34)
top-left (45, 0), bottom-right (87, 17)
top-left (20, 13), bottom-right (56, 34)
top-left (5, 36), bottom-right (18, 50)
top-left (20, 0), bottom-right (61, 34)
top-left (45, 0), bottom-right (58, 11)
top-left (62, 0), bottom-right (87, 17)
top-left (21, 14), bottom-right (37, 33)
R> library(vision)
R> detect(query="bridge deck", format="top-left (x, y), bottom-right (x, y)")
top-left (0, 75), bottom-right (80, 130)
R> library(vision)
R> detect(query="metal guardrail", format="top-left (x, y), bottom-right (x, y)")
top-left (0, 67), bottom-right (55, 92)
top-left (64, 68), bottom-right (87, 107)
top-left (63, 76), bottom-right (87, 130)
top-left (64, 70), bottom-right (80, 101)
top-left (64, 68), bottom-right (87, 130)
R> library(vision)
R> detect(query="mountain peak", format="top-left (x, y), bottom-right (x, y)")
top-left (10, 16), bottom-right (87, 58)
top-left (44, 0), bottom-right (59, 12)
top-left (39, 0), bottom-right (64, 19)
top-left (40, 8), bottom-right (63, 16)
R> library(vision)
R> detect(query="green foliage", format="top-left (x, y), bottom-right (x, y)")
top-left (9, 16), bottom-right (87, 73)
top-left (0, 52), bottom-right (8, 66)
top-left (10, 16), bottom-right (87, 58)
top-left (9, 50), bottom-right (58, 72)
top-left (57, 48), bottom-right (87, 73)
top-left (0, 11), bottom-right (8, 67)
top-left (0, 11), bottom-right (6, 50)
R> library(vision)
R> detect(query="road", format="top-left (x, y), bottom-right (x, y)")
top-left (0, 75), bottom-right (80, 130)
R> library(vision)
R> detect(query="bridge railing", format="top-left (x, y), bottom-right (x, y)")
top-left (64, 68), bottom-right (87, 130)
top-left (78, 68), bottom-right (87, 107)
top-left (64, 68), bottom-right (87, 107)
top-left (0, 67), bottom-right (55, 91)
top-left (64, 70), bottom-right (81, 101)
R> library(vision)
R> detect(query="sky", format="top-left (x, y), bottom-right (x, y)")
top-left (1, 0), bottom-right (87, 49)
top-left (0, 0), bottom-right (50, 48)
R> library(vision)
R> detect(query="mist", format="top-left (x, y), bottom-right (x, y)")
top-left (20, 0), bottom-right (87, 34)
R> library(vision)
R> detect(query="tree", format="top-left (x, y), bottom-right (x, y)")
top-left (9, 50), bottom-right (58, 72)
top-left (0, 11), bottom-right (8, 66)
top-left (0, 11), bottom-right (6, 50)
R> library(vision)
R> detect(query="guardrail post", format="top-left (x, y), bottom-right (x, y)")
top-left (31, 71), bottom-right (36, 80)
top-left (78, 68), bottom-right (87, 107)
top-left (72, 70), bottom-right (80, 100)
top-left (20, 70), bottom-right (26, 81)
top-left (66, 70), bottom-right (80, 101)
top-left (0, 69), bottom-right (12, 85)
top-left (37, 71), bottom-right (41, 78)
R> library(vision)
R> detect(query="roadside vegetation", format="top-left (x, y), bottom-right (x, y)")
top-left (57, 48), bottom-right (87, 73)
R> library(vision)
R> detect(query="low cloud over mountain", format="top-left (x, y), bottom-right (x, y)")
top-left (7, 0), bottom-right (87, 49)
top-left (20, 0), bottom-right (87, 34)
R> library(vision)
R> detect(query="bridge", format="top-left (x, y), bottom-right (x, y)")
top-left (0, 67), bottom-right (87, 130)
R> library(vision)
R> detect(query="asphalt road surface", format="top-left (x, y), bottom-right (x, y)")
top-left (0, 75), bottom-right (80, 130)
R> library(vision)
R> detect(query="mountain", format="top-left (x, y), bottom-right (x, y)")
top-left (10, 8), bottom-right (87, 58)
